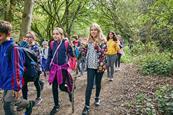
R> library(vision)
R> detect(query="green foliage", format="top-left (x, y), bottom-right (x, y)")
top-left (131, 41), bottom-right (159, 56)
top-left (122, 41), bottom-right (173, 76)
top-left (135, 85), bottom-right (173, 115)
top-left (140, 52), bottom-right (173, 76)
top-left (121, 46), bottom-right (133, 63)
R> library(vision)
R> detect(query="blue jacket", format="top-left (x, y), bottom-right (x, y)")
top-left (0, 39), bottom-right (25, 91)
top-left (46, 39), bottom-right (74, 70)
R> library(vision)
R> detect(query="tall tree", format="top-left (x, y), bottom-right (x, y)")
top-left (2, 0), bottom-right (18, 22)
top-left (34, 0), bottom-right (90, 39)
top-left (20, 0), bottom-right (34, 39)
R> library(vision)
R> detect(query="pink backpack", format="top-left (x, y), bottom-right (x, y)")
top-left (50, 40), bottom-right (77, 70)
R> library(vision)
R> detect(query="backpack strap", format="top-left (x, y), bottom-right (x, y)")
top-left (50, 40), bottom-right (62, 65)
top-left (50, 39), bottom-right (69, 53)
top-left (64, 40), bottom-right (69, 50)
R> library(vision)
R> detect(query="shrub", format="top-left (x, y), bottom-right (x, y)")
top-left (121, 46), bottom-right (133, 63)
top-left (140, 52), bottom-right (173, 76)
top-left (134, 85), bottom-right (173, 115)
top-left (131, 41), bottom-right (159, 56)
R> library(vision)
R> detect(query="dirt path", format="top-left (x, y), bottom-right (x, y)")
top-left (1, 63), bottom-right (173, 115)
top-left (31, 63), bottom-right (137, 115)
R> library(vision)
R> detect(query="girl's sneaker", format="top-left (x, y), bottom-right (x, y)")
top-left (95, 97), bottom-right (101, 106)
top-left (82, 106), bottom-right (90, 115)
top-left (109, 78), bottom-right (113, 81)
top-left (50, 105), bottom-right (60, 115)
top-left (35, 97), bottom-right (43, 106)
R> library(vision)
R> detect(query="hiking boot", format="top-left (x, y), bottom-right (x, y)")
top-left (69, 93), bottom-right (73, 102)
top-left (95, 97), bottom-right (101, 106)
top-left (25, 101), bottom-right (35, 115)
top-left (35, 97), bottom-right (43, 106)
top-left (82, 106), bottom-right (90, 115)
top-left (50, 106), bottom-right (60, 115)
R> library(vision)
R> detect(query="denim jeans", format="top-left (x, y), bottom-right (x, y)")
top-left (107, 54), bottom-right (117, 78)
top-left (85, 68), bottom-right (104, 106)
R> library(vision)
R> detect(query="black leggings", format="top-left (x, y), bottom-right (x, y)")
top-left (115, 53), bottom-right (122, 68)
top-left (52, 69), bottom-right (69, 106)
top-left (85, 68), bottom-right (103, 106)
top-left (22, 76), bottom-right (41, 100)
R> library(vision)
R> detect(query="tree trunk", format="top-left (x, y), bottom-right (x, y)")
top-left (20, 0), bottom-right (34, 39)
top-left (4, 0), bottom-right (16, 22)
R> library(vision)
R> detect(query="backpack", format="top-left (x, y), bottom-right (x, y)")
top-left (74, 46), bottom-right (80, 58)
top-left (7, 44), bottom-right (40, 82)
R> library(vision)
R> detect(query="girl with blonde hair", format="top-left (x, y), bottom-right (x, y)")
top-left (82, 23), bottom-right (107, 115)
top-left (46, 27), bottom-right (74, 115)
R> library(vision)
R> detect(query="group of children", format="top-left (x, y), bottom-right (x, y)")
top-left (0, 20), bottom-right (124, 115)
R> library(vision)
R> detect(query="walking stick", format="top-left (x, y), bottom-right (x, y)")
top-left (72, 76), bottom-right (77, 113)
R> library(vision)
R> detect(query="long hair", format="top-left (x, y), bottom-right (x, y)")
top-left (107, 32), bottom-right (117, 42)
top-left (88, 23), bottom-right (106, 43)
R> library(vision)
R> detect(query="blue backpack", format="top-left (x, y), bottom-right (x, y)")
top-left (7, 44), bottom-right (40, 82)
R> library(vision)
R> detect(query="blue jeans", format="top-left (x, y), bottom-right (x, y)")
top-left (107, 54), bottom-right (117, 78)
top-left (85, 68), bottom-right (104, 106)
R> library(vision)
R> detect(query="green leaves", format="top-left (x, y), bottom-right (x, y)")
top-left (140, 52), bottom-right (173, 76)
top-left (135, 85), bottom-right (173, 115)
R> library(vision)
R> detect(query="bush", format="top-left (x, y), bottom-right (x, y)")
top-left (121, 46), bottom-right (133, 63)
top-left (140, 52), bottom-right (173, 76)
top-left (134, 85), bottom-right (173, 115)
top-left (131, 41), bottom-right (159, 56)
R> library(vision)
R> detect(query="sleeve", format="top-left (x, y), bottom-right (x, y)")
top-left (46, 47), bottom-right (53, 71)
top-left (11, 47), bottom-right (25, 91)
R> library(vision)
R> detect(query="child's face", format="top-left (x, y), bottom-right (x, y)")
top-left (43, 44), bottom-right (48, 48)
top-left (109, 32), bottom-right (114, 39)
top-left (53, 30), bottom-right (62, 41)
top-left (0, 32), bottom-right (8, 43)
top-left (90, 27), bottom-right (98, 38)
top-left (26, 34), bottom-right (34, 44)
